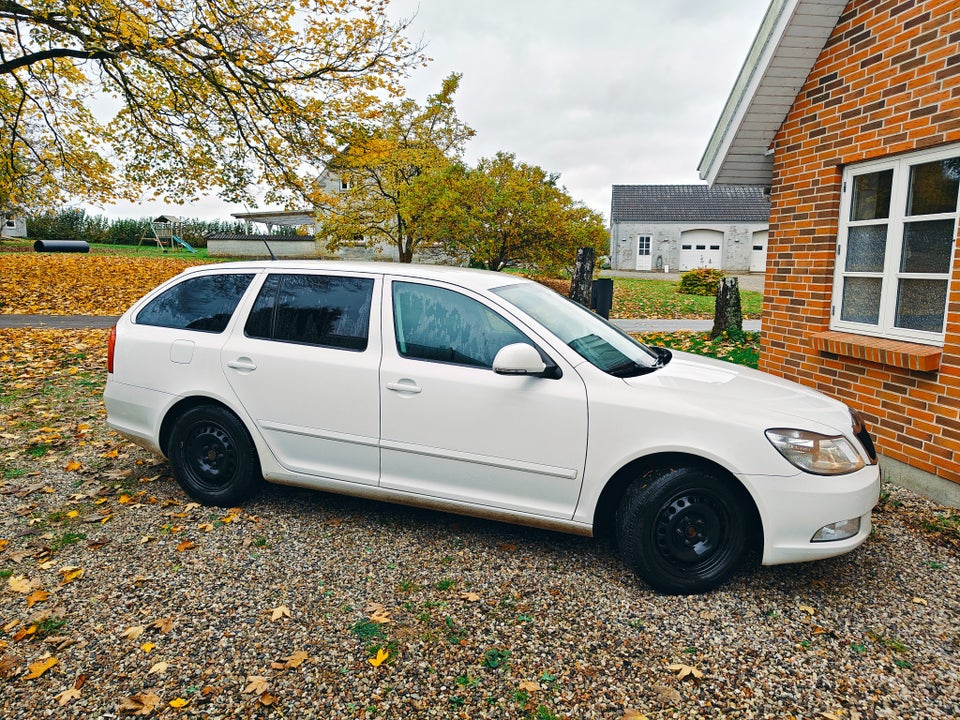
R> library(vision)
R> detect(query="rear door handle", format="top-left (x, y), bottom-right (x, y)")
top-left (227, 358), bottom-right (257, 373)
top-left (386, 380), bottom-right (422, 394)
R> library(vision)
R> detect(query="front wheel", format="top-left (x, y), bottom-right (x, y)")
top-left (615, 467), bottom-right (750, 594)
top-left (168, 405), bottom-right (262, 507)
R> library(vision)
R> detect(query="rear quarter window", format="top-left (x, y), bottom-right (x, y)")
top-left (135, 273), bottom-right (254, 333)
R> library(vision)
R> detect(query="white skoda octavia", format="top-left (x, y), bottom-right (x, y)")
top-left (104, 261), bottom-right (879, 594)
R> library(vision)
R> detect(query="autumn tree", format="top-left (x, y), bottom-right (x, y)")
top-left (0, 0), bottom-right (421, 213)
top-left (319, 73), bottom-right (474, 262)
top-left (409, 152), bottom-right (608, 274)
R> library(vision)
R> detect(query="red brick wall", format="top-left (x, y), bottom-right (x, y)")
top-left (763, 0), bottom-right (960, 482)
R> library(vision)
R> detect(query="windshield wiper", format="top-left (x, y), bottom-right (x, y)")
top-left (607, 360), bottom-right (656, 378)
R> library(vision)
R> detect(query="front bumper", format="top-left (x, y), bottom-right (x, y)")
top-left (743, 463), bottom-right (881, 566)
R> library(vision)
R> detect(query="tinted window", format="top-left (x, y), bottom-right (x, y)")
top-left (245, 274), bottom-right (373, 351)
top-left (136, 274), bottom-right (253, 332)
top-left (393, 282), bottom-right (529, 368)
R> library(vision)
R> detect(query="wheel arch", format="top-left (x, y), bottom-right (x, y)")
top-left (592, 452), bottom-right (763, 552)
top-left (159, 395), bottom-right (245, 458)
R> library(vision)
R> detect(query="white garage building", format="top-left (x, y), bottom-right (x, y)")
top-left (609, 185), bottom-right (770, 273)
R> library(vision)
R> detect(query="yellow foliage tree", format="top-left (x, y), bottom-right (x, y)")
top-left (0, 0), bottom-right (421, 213)
top-left (319, 73), bottom-right (474, 262)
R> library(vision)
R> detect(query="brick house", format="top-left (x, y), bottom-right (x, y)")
top-left (699, 0), bottom-right (960, 505)
top-left (609, 185), bottom-right (770, 273)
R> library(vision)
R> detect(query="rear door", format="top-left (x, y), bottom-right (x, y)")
top-left (222, 270), bottom-right (382, 486)
top-left (378, 278), bottom-right (589, 519)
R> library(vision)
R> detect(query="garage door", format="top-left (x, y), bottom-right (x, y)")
top-left (679, 230), bottom-right (723, 271)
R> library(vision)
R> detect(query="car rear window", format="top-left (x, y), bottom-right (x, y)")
top-left (245, 273), bottom-right (374, 351)
top-left (135, 273), bottom-right (254, 333)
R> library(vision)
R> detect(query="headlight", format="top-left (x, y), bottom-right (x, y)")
top-left (765, 428), bottom-right (865, 475)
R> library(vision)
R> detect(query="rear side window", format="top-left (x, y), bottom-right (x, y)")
top-left (136, 273), bottom-right (254, 333)
top-left (245, 274), bottom-right (373, 351)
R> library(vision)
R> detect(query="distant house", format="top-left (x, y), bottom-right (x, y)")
top-left (1, 212), bottom-right (26, 239)
top-left (609, 185), bottom-right (770, 272)
top-left (699, 0), bottom-right (960, 504)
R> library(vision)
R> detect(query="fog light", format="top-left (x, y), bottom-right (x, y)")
top-left (811, 517), bottom-right (861, 543)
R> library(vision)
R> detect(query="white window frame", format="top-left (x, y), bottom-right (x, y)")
top-left (636, 235), bottom-right (651, 257)
top-left (832, 144), bottom-right (960, 346)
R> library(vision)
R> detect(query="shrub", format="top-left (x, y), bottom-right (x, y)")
top-left (677, 268), bottom-right (725, 296)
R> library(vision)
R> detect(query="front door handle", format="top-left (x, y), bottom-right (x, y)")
top-left (386, 379), bottom-right (422, 395)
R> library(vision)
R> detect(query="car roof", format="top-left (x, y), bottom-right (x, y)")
top-left (183, 260), bottom-right (532, 293)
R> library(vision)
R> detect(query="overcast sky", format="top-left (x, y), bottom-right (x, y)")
top-left (87, 0), bottom-right (771, 223)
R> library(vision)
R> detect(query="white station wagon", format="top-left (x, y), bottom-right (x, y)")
top-left (104, 261), bottom-right (880, 593)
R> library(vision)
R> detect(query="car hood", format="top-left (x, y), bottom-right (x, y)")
top-left (622, 350), bottom-right (853, 435)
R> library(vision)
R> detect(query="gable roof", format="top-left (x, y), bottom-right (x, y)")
top-left (611, 185), bottom-right (770, 223)
top-left (698, 0), bottom-right (847, 186)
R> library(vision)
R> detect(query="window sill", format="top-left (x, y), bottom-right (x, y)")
top-left (810, 331), bottom-right (941, 372)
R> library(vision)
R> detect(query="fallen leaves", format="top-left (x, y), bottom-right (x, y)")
top-left (118, 691), bottom-right (161, 715)
top-left (0, 254), bottom-right (205, 316)
top-left (23, 656), bottom-right (57, 679)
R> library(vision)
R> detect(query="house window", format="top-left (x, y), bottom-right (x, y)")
top-left (339, 178), bottom-right (351, 191)
top-left (833, 145), bottom-right (960, 345)
top-left (636, 235), bottom-right (651, 256)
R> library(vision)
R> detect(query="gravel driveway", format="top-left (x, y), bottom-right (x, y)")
top-left (1, 452), bottom-right (957, 719)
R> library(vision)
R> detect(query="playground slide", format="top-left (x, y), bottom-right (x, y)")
top-left (172, 235), bottom-right (197, 253)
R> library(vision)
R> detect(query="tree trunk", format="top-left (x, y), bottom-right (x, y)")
top-left (711, 276), bottom-right (743, 338)
top-left (569, 247), bottom-right (595, 306)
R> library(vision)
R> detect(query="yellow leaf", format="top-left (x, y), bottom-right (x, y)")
top-left (169, 697), bottom-right (189, 708)
top-left (23, 656), bottom-right (57, 679)
top-left (176, 540), bottom-right (195, 552)
top-left (282, 650), bottom-right (309, 669)
top-left (26, 589), bottom-right (50, 607)
top-left (244, 675), bottom-right (269, 694)
top-left (197, 523), bottom-right (214, 532)
top-left (122, 625), bottom-right (145, 641)
top-left (268, 605), bottom-right (291, 621)
top-left (666, 663), bottom-right (704, 680)
top-left (59, 568), bottom-right (83, 584)
top-left (622, 710), bottom-right (649, 720)
top-left (460, 591), bottom-right (481, 602)
top-left (8, 575), bottom-right (38, 593)
top-left (66, 510), bottom-right (79, 518)
top-left (368, 647), bottom-right (389, 667)
top-left (799, 604), bottom-right (816, 615)
top-left (140, 642), bottom-right (155, 653)
top-left (911, 597), bottom-right (928, 606)
top-left (518, 680), bottom-right (541, 692)
top-left (148, 661), bottom-right (168, 674)
top-left (64, 460), bottom-right (82, 472)
top-left (55, 687), bottom-right (81, 705)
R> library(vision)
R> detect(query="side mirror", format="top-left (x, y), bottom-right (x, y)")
top-left (493, 343), bottom-right (547, 376)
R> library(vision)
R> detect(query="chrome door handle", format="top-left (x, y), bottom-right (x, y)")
top-left (386, 380), bottom-right (422, 394)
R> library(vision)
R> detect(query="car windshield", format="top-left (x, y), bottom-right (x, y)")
top-left (492, 282), bottom-right (666, 377)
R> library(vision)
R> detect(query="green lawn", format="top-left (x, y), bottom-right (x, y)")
top-left (633, 331), bottom-right (761, 369)
top-left (611, 277), bottom-right (763, 319)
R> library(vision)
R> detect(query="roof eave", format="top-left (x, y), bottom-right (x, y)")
top-left (698, 0), bottom-right (847, 187)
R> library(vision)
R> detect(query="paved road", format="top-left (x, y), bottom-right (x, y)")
top-left (0, 314), bottom-right (761, 332)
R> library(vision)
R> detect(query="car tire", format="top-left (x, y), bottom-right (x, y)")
top-left (615, 467), bottom-right (749, 594)
top-left (168, 405), bottom-right (262, 507)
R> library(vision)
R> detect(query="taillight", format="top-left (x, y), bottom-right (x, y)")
top-left (107, 325), bottom-right (117, 374)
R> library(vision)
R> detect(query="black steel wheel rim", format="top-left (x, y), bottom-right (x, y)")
top-left (653, 490), bottom-right (729, 568)
top-left (184, 423), bottom-right (238, 492)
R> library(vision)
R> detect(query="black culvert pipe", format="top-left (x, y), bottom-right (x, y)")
top-left (33, 240), bottom-right (90, 253)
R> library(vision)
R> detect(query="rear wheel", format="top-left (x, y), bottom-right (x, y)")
top-left (168, 405), bottom-right (261, 506)
top-left (615, 467), bottom-right (749, 594)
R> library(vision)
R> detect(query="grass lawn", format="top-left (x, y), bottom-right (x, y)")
top-left (634, 331), bottom-right (761, 369)
top-left (611, 277), bottom-right (763, 319)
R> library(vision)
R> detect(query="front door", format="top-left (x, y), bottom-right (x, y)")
top-left (379, 279), bottom-right (588, 519)
top-left (222, 271), bottom-right (382, 486)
